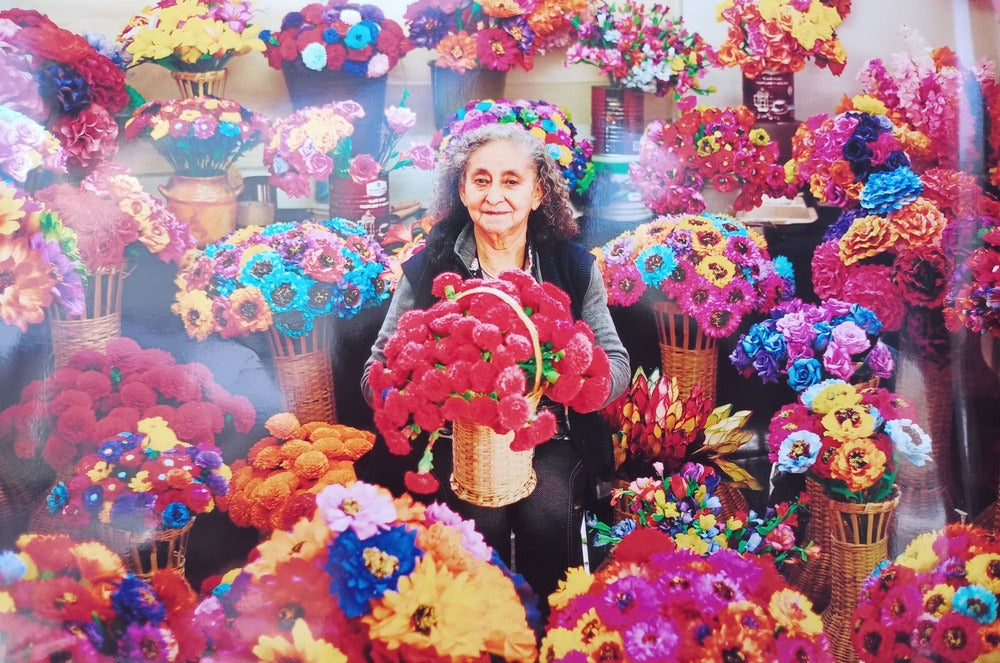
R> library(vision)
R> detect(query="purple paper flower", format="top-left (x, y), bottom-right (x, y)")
top-left (830, 320), bottom-right (871, 355)
top-left (865, 340), bottom-right (894, 378)
top-left (623, 617), bottom-right (679, 661)
top-left (316, 481), bottom-right (397, 539)
top-left (29, 232), bottom-right (84, 316)
top-left (822, 342), bottom-right (857, 380)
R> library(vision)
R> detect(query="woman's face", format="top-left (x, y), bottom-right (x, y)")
top-left (459, 139), bottom-right (542, 247)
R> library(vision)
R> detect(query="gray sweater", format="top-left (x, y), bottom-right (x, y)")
top-left (362, 223), bottom-right (631, 407)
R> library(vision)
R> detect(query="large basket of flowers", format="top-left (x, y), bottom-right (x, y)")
top-left (594, 214), bottom-right (794, 402)
top-left (369, 271), bottom-right (612, 506)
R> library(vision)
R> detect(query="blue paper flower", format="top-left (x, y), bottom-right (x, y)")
top-left (301, 42), bottom-right (328, 72)
top-left (82, 485), bottom-right (104, 512)
top-left (637, 245), bottom-right (678, 288)
top-left (240, 250), bottom-right (285, 289)
top-left (325, 525), bottom-right (422, 618)
top-left (776, 430), bottom-right (822, 474)
top-left (952, 585), bottom-right (998, 624)
top-left (860, 166), bottom-right (923, 214)
top-left (161, 501), bottom-right (191, 529)
top-left (112, 575), bottom-right (167, 625)
top-left (47, 482), bottom-right (69, 514)
top-left (787, 358), bottom-right (822, 392)
top-left (0, 550), bottom-right (27, 586)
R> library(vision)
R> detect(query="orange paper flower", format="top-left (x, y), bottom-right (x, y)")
top-left (829, 438), bottom-right (887, 491)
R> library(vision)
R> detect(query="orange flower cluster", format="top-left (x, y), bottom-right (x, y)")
top-left (227, 413), bottom-right (374, 533)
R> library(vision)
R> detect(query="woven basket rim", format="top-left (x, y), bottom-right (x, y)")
top-left (827, 487), bottom-right (901, 515)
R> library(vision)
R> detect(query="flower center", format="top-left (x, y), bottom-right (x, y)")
top-left (713, 581), bottom-right (735, 600)
top-left (862, 631), bottom-right (882, 653)
top-left (341, 499), bottom-right (362, 515)
top-left (272, 283), bottom-right (296, 307)
top-left (278, 603), bottom-right (304, 630)
top-left (721, 647), bottom-right (747, 663)
top-left (363, 547), bottom-right (399, 579)
top-left (140, 636), bottom-right (160, 660)
top-left (847, 449), bottom-right (869, 470)
top-left (943, 625), bottom-right (967, 650)
top-left (238, 300), bottom-right (259, 320)
top-left (343, 285), bottom-right (361, 306)
top-left (409, 604), bottom-right (437, 635)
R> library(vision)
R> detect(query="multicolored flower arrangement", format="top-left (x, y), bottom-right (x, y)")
top-left (228, 412), bottom-right (375, 533)
top-left (262, 2), bottom-right (412, 77)
top-left (46, 423), bottom-right (231, 534)
top-left (124, 97), bottom-right (269, 177)
top-left (172, 218), bottom-right (394, 339)
top-left (36, 162), bottom-right (196, 272)
top-left (945, 218), bottom-right (1000, 339)
top-left (369, 271), bottom-right (612, 493)
top-left (405, 0), bottom-right (537, 73)
top-left (0, 533), bottom-right (203, 662)
top-left (856, 39), bottom-right (993, 173)
top-left (631, 105), bottom-right (788, 215)
top-left (380, 216), bottom-right (432, 281)
top-left (593, 214), bottom-right (794, 337)
top-left (0, 9), bottom-right (128, 173)
top-left (731, 297), bottom-right (895, 392)
top-left (786, 110), bottom-right (912, 209)
top-left (809, 156), bottom-right (952, 333)
top-left (0, 179), bottom-right (85, 331)
top-left (118, 0), bottom-right (265, 72)
top-left (591, 461), bottom-right (812, 566)
top-left (715, 0), bottom-right (851, 78)
top-left (194, 482), bottom-right (540, 661)
top-left (519, 0), bottom-right (587, 55)
top-left (263, 100), bottom-right (435, 199)
top-left (541, 528), bottom-right (833, 661)
top-left (851, 524), bottom-right (1000, 662)
top-left (767, 379), bottom-right (929, 502)
top-left (439, 98), bottom-right (594, 195)
top-left (0, 105), bottom-right (66, 184)
top-left (565, 0), bottom-right (715, 98)
top-left (603, 368), bottom-right (762, 489)
top-left (0, 336), bottom-right (255, 472)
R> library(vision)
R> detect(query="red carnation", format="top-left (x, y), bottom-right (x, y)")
top-left (77, 53), bottom-right (128, 114)
top-left (68, 348), bottom-right (111, 373)
top-left (404, 470), bottom-right (440, 495)
top-left (42, 433), bottom-right (80, 471)
top-left (497, 395), bottom-right (532, 431)
top-left (119, 381), bottom-right (158, 410)
top-left (48, 389), bottom-right (93, 415)
top-left (56, 405), bottom-right (96, 443)
top-left (52, 105), bottom-right (119, 174)
top-left (510, 409), bottom-right (557, 451)
top-left (50, 367), bottom-right (83, 390)
top-left (75, 370), bottom-right (113, 400)
top-left (325, 43), bottom-right (347, 70)
top-left (300, 2), bottom-right (326, 24)
top-left (468, 395), bottom-right (499, 428)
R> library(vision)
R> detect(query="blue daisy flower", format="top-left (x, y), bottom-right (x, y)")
top-left (860, 166), bottom-right (923, 214)
top-left (262, 270), bottom-right (310, 313)
top-left (47, 482), bottom-right (69, 514)
top-left (325, 525), bottom-right (422, 618)
top-left (952, 584), bottom-right (998, 624)
top-left (240, 250), bottom-right (286, 290)
top-left (636, 245), bottom-right (678, 288)
top-left (161, 501), bottom-right (191, 529)
top-left (112, 575), bottom-right (166, 625)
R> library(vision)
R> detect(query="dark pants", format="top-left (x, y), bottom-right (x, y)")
top-left (433, 437), bottom-right (586, 602)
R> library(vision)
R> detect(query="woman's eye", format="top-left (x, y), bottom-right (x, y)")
top-left (505, 179), bottom-right (519, 186)
top-left (473, 178), bottom-right (489, 186)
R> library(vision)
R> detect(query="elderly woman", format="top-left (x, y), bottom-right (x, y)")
top-left (361, 122), bottom-right (629, 600)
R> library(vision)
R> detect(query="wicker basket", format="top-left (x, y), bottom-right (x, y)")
top-left (821, 490), bottom-right (900, 663)
top-left (171, 69), bottom-right (227, 98)
top-left (98, 520), bottom-right (194, 580)
top-left (652, 300), bottom-right (717, 404)
top-left (267, 316), bottom-right (336, 425)
top-left (449, 286), bottom-right (543, 507)
top-left (786, 477), bottom-right (833, 611)
top-left (49, 268), bottom-right (125, 368)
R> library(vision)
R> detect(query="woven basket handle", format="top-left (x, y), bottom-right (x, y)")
top-left (453, 286), bottom-right (544, 399)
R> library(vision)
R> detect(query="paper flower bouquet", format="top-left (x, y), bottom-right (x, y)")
top-left (590, 461), bottom-right (812, 566)
top-left (851, 524), bottom-right (1000, 662)
top-left (172, 218), bottom-right (394, 339)
top-left (35, 163), bottom-right (195, 272)
top-left (0, 533), bottom-right (203, 662)
top-left (767, 380), bottom-right (929, 502)
top-left (405, 0), bottom-right (537, 73)
top-left (0, 9), bottom-right (128, 173)
top-left (715, 0), bottom-right (851, 78)
top-left (603, 368), bottom-right (761, 489)
top-left (118, 0), bottom-right (265, 72)
top-left (124, 97), bottom-right (269, 177)
top-left (541, 528), bottom-right (832, 661)
top-left (263, 100), bottom-right (434, 198)
top-left (227, 412), bottom-right (375, 533)
top-left (731, 298), bottom-right (895, 392)
top-left (368, 271), bottom-right (612, 493)
top-left (262, 2), bottom-right (412, 77)
top-left (0, 105), bottom-right (66, 185)
top-left (194, 482), bottom-right (540, 661)
top-left (46, 424), bottom-right (231, 535)
top-left (0, 337), bottom-right (255, 472)
top-left (593, 214), bottom-right (794, 336)
top-left (630, 105), bottom-right (787, 215)
top-left (945, 217), bottom-right (1000, 340)
top-left (440, 98), bottom-right (595, 196)
top-left (0, 179), bottom-right (85, 331)
top-left (565, 0), bottom-right (715, 98)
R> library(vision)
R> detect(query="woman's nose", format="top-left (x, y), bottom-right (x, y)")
top-left (484, 182), bottom-right (505, 204)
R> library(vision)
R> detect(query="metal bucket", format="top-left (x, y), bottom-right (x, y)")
top-left (591, 86), bottom-right (645, 155)
top-left (328, 173), bottom-right (390, 236)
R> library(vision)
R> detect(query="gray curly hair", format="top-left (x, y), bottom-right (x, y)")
top-left (428, 123), bottom-right (579, 242)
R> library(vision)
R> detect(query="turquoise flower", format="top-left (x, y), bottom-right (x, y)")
top-left (262, 271), bottom-right (311, 313)
top-left (301, 42), bottom-right (328, 71)
top-left (860, 166), bottom-right (923, 214)
top-left (218, 122), bottom-right (239, 138)
top-left (952, 584), bottom-right (997, 624)
top-left (273, 309), bottom-right (315, 337)
top-left (240, 251), bottom-right (286, 290)
top-left (637, 245), bottom-right (678, 288)
top-left (47, 482), bottom-right (69, 514)
top-left (344, 23), bottom-right (375, 50)
top-left (322, 217), bottom-right (364, 237)
top-left (773, 255), bottom-right (795, 282)
top-left (325, 525), bottom-right (422, 618)
top-left (262, 222), bottom-right (298, 237)
top-left (776, 430), bottom-right (821, 473)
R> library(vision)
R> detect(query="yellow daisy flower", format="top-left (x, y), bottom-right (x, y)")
top-left (246, 511), bottom-right (330, 579)
top-left (549, 566), bottom-right (595, 610)
top-left (897, 531), bottom-right (940, 573)
top-left (769, 588), bottom-right (823, 636)
top-left (967, 553), bottom-right (1000, 594)
top-left (810, 382), bottom-right (862, 414)
top-left (923, 584), bottom-right (955, 618)
top-left (252, 618), bottom-right (346, 663)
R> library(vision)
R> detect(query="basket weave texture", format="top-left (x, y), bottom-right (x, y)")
top-left (449, 286), bottom-right (543, 507)
top-left (268, 316), bottom-right (336, 424)
top-left (49, 268), bottom-right (125, 368)
top-left (821, 490), bottom-right (900, 663)
top-left (652, 300), bottom-right (717, 403)
top-left (98, 520), bottom-right (194, 580)
top-left (171, 69), bottom-right (227, 98)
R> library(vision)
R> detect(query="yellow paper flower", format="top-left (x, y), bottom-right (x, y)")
top-left (821, 404), bottom-right (876, 441)
top-left (252, 618), bottom-right (346, 663)
top-left (138, 416), bottom-right (183, 452)
top-left (549, 566), bottom-right (594, 610)
top-left (829, 438), bottom-right (887, 491)
top-left (923, 584), bottom-right (955, 618)
top-left (769, 588), bottom-right (823, 636)
top-left (967, 553), bottom-right (1000, 594)
top-left (674, 530), bottom-right (711, 555)
top-left (86, 461), bottom-right (113, 483)
top-left (0, 591), bottom-right (13, 613)
top-left (810, 382), bottom-right (862, 414)
top-left (540, 627), bottom-right (587, 660)
top-left (128, 470), bottom-right (153, 492)
top-left (897, 531), bottom-right (940, 572)
top-left (68, 541), bottom-right (126, 583)
top-left (246, 511), bottom-right (330, 579)
top-left (0, 182), bottom-right (27, 236)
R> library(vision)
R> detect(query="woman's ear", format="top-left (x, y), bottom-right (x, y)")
top-left (458, 178), bottom-right (468, 206)
top-left (531, 182), bottom-right (542, 211)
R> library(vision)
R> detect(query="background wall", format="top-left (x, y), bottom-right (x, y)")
top-left (17, 0), bottom-right (1000, 203)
